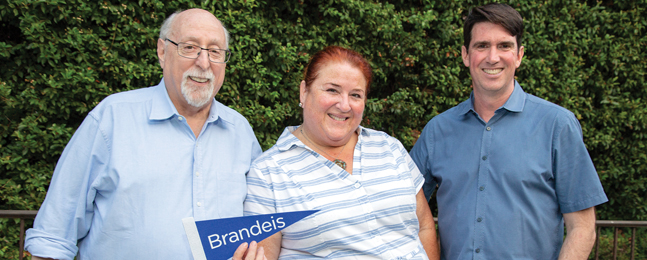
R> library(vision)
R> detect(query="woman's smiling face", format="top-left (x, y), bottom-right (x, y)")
top-left (300, 61), bottom-right (367, 146)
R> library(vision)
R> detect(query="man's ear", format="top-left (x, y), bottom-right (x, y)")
top-left (461, 45), bottom-right (470, 68)
top-left (157, 38), bottom-right (166, 68)
top-left (515, 45), bottom-right (525, 68)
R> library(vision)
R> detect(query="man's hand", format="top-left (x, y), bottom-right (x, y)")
top-left (233, 241), bottom-right (267, 260)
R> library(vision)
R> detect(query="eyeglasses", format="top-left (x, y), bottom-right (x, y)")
top-left (165, 38), bottom-right (231, 63)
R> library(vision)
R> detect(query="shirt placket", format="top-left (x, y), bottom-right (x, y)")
top-left (353, 135), bottom-right (378, 242)
top-left (177, 114), bottom-right (205, 220)
top-left (193, 137), bottom-right (204, 219)
top-left (358, 138), bottom-right (396, 260)
top-left (474, 121), bottom-right (495, 258)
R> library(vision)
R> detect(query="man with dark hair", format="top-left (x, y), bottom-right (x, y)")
top-left (410, 3), bottom-right (607, 259)
top-left (24, 9), bottom-right (266, 260)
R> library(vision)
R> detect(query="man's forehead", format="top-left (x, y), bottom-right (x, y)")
top-left (171, 14), bottom-right (226, 45)
top-left (179, 34), bottom-right (225, 45)
top-left (470, 22), bottom-right (517, 41)
top-left (471, 39), bottom-right (517, 45)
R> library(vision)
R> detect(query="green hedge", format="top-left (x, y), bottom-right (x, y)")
top-left (1, 0), bottom-right (645, 258)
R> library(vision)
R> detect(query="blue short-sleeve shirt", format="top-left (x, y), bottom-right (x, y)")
top-left (409, 81), bottom-right (607, 260)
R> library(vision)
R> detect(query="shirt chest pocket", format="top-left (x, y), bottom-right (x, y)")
top-left (215, 172), bottom-right (247, 218)
top-left (206, 156), bottom-right (249, 218)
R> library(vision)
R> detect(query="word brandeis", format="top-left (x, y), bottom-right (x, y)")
top-left (208, 216), bottom-right (286, 249)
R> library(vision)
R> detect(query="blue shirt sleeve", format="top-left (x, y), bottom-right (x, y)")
top-left (25, 112), bottom-right (109, 260)
top-left (553, 113), bottom-right (608, 213)
top-left (409, 122), bottom-right (437, 201)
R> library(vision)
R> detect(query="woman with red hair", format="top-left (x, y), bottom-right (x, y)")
top-left (244, 46), bottom-right (439, 260)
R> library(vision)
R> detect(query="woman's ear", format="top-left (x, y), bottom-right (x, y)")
top-left (299, 80), bottom-right (307, 108)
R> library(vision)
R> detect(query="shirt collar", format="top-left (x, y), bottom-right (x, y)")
top-left (149, 78), bottom-right (221, 123)
top-left (502, 80), bottom-right (526, 112)
top-left (460, 80), bottom-right (527, 115)
top-left (275, 125), bottom-right (368, 152)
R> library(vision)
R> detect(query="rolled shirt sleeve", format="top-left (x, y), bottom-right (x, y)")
top-left (25, 113), bottom-right (108, 260)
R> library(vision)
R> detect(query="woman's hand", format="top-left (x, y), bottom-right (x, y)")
top-left (232, 241), bottom-right (267, 260)
top-left (416, 190), bottom-right (440, 260)
top-left (257, 232), bottom-right (282, 260)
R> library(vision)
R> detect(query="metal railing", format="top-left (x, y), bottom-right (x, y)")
top-left (593, 220), bottom-right (647, 260)
top-left (1, 210), bottom-right (645, 260)
top-left (0, 210), bottom-right (38, 260)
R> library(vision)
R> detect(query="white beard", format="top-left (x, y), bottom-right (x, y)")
top-left (181, 68), bottom-right (216, 108)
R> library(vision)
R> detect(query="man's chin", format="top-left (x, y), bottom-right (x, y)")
top-left (181, 83), bottom-right (215, 108)
top-left (182, 90), bottom-right (213, 108)
top-left (187, 97), bottom-right (212, 108)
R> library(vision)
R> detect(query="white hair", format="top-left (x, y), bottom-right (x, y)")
top-left (158, 10), bottom-right (230, 49)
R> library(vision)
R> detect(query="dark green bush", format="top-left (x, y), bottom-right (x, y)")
top-left (1, 0), bottom-right (645, 258)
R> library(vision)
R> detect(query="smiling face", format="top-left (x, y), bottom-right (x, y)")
top-left (300, 62), bottom-right (367, 146)
top-left (462, 22), bottom-right (524, 98)
top-left (157, 9), bottom-right (227, 112)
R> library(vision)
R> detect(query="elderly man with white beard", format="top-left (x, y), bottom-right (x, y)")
top-left (25, 9), bottom-right (266, 260)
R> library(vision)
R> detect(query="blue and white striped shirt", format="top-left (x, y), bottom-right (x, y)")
top-left (245, 126), bottom-right (428, 260)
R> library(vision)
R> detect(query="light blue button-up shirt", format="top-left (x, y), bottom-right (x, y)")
top-left (410, 81), bottom-right (607, 260)
top-left (25, 79), bottom-right (262, 260)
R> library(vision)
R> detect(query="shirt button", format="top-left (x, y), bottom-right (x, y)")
top-left (178, 116), bottom-right (184, 121)
top-left (477, 217), bottom-right (482, 222)
top-left (196, 172), bottom-right (201, 177)
top-left (354, 183), bottom-right (361, 189)
top-left (486, 126), bottom-right (491, 131)
top-left (197, 202), bottom-right (202, 207)
top-left (476, 248), bottom-right (481, 253)
top-left (479, 186), bottom-right (485, 191)
top-left (482, 156), bottom-right (487, 160)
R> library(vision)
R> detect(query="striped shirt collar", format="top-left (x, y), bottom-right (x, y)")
top-left (275, 125), bottom-right (369, 153)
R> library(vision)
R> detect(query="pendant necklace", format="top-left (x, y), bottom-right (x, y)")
top-left (300, 128), bottom-right (348, 170)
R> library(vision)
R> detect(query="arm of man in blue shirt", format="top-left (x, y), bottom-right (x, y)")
top-left (558, 206), bottom-right (597, 259)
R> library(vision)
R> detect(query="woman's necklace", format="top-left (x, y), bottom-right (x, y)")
top-left (300, 128), bottom-right (348, 170)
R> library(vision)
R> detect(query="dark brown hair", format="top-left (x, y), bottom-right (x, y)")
top-left (303, 46), bottom-right (372, 94)
top-left (463, 3), bottom-right (524, 52)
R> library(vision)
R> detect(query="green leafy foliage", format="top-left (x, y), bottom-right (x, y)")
top-left (1, 0), bottom-right (645, 258)
top-left (591, 228), bottom-right (647, 260)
